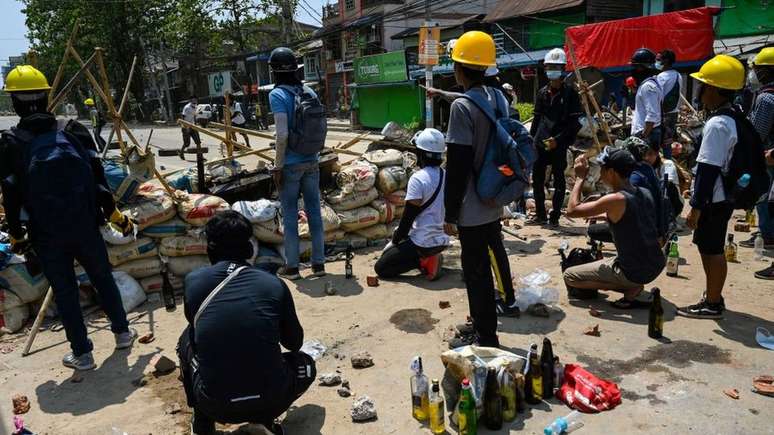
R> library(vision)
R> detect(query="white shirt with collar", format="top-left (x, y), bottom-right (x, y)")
top-left (693, 114), bottom-right (738, 203)
top-left (182, 102), bottom-right (197, 123)
top-left (631, 77), bottom-right (662, 135)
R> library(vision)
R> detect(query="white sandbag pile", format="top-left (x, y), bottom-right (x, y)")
top-left (177, 193), bottom-right (230, 226)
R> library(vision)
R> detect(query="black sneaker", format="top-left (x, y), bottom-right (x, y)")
top-left (526, 216), bottom-right (548, 226)
top-left (755, 262), bottom-right (774, 280)
top-left (447, 333), bottom-right (477, 349)
top-left (278, 266), bottom-right (301, 281)
top-left (311, 264), bottom-right (326, 278)
top-left (677, 299), bottom-right (724, 319)
top-left (548, 218), bottom-right (560, 228)
top-left (740, 233), bottom-right (760, 248)
top-left (190, 410), bottom-right (215, 435)
top-left (496, 300), bottom-right (520, 318)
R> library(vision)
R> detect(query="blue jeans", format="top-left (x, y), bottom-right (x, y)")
top-left (280, 162), bottom-right (325, 268)
top-left (758, 167), bottom-right (774, 239)
top-left (34, 229), bottom-right (129, 356)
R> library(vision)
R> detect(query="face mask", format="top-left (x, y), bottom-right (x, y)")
top-left (546, 70), bottom-right (562, 80)
top-left (655, 61), bottom-right (663, 71)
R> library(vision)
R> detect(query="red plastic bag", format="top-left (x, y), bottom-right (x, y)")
top-left (557, 363), bottom-right (622, 413)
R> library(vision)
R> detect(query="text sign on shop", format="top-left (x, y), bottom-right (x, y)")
top-left (353, 50), bottom-right (408, 85)
top-left (208, 71), bottom-right (231, 97)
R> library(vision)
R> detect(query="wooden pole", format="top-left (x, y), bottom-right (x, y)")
top-left (47, 51), bottom-right (97, 113)
top-left (48, 19), bottom-right (80, 103)
top-left (178, 119), bottom-right (274, 161)
top-left (209, 122), bottom-right (274, 140)
top-left (118, 56), bottom-right (138, 117)
top-left (22, 287), bottom-right (54, 357)
top-left (224, 93), bottom-right (234, 157)
top-left (565, 38), bottom-right (605, 154)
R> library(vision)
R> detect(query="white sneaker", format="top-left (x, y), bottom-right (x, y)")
top-left (115, 328), bottom-right (138, 350)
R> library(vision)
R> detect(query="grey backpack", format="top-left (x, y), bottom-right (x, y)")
top-left (279, 85), bottom-right (327, 155)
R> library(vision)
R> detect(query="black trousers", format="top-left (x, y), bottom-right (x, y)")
top-left (177, 328), bottom-right (316, 426)
top-left (532, 147), bottom-right (568, 221)
top-left (181, 127), bottom-right (201, 151)
top-left (459, 220), bottom-right (504, 346)
top-left (488, 234), bottom-right (515, 305)
top-left (374, 239), bottom-right (445, 278)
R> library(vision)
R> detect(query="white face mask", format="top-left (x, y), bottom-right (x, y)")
top-left (655, 61), bottom-right (664, 71)
top-left (546, 70), bottom-right (562, 80)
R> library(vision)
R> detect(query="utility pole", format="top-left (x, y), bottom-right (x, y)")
top-left (140, 37), bottom-right (168, 122)
top-left (159, 41), bottom-right (175, 123)
top-left (424, 0), bottom-right (433, 128)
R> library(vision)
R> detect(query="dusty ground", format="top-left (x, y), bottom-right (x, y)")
top-left (1, 119), bottom-right (774, 434)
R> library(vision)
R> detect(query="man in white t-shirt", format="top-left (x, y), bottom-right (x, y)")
top-left (226, 91), bottom-right (251, 148)
top-left (630, 48), bottom-right (663, 151)
top-left (679, 55), bottom-right (745, 320)
top-left (374, 129), bottom-right (449, 280)
top-left (656, 49), bottom-right (683, 155)
top-left (180, 95), bottom-right (201, 159)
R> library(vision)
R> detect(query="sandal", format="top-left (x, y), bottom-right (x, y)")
top-left (610, 297), bottom-right (651, 309)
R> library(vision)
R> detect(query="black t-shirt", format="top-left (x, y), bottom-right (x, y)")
top-left (184, 261), bottom-right (304, 401)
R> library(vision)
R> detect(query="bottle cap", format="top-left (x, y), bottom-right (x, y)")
top-left (462, 378), bottom-right (470, 386)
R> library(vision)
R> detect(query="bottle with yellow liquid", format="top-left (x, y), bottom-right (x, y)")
top-left (725, 234), bottom-right (738, 263)
top-left (410, 356), bottom-right (429, 421)
top-left (428, 379), bottom-right (445, 434)
top-left (498, 362), bottom-right (517, 422)
top-left (525, 343), bottom-right (543, 404)
top-left (747, 209), bottom-right (757, 227)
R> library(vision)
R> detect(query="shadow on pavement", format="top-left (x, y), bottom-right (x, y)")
top-left (712, 309), bottom-right (774, 349)
top-left (294, 273), bottom-right (364, 298)
top-left (282, 404), bottom-right (326, 434)
top-left (568, 290), bottom-right (678, 326)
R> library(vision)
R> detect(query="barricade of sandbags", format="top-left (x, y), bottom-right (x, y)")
top-left (108, 237), bottom-right (158, 266)
top-left (0, 291), bottom-right (29, 333)
top-left (232, 199), bottom-right (281, 224)
top-left (327, 188), bottom-right (379, 212)
top-left (141, 217), bottom-right (191, 238)
top-left (139, 274), bottom-right (184, 294)
top-left (375, 166), bottom-right (408, 195)
top-left (336, 161), bottom-right (378, 194)
top-left (159, 235), bottom-right (208, 257)
top-left (0, 264), bottom-right (49, 306)
top-left (115, 257), bottom-right (163, 280)
top-left (362, 149), bottom-right (404, 167)
top-left (338, 206), bottom-right (380, 232)
top-left (168, 255), bottom-right (211, 278)
top-left (122, 189), bottom-right (176, 230)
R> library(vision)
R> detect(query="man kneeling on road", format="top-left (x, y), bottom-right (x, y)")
top-left (563, 148), bottom-right (666, 308)
top-left (178, 211), bottom-right (315, 435)
top-left (375, 128), bottom-right (448, 280)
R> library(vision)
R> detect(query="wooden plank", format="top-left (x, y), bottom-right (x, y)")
top-left (178, 119), bottom-right (275, 162)
top-left (566, 37), bottom-right (606, 154)
top-left (47, 51), bottom-right (96, 113)
top-left (118, 56), bottom-right (138, 117)
top-left (209, 122), bottom-right (274, 140)
top-left (48, 19), bottom-right (80, 103)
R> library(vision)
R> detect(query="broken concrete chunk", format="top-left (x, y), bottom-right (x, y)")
top-left (351, 351), bottom-right (374, 369)
top-left (584, 324), bottom-right (601, 337)
top-left (319, 373), bottom-right (342, 386)
top-left (723, 388), bottom-right (740, 400)
top-left (12, 394), bottom-right (30, 415)
top-left (341, 379), bottom-right (350, 389)
top-left (351, 395), bottom-right (377, 421)
top-left (338, 387), bottom-right (352, 398)
top-left (439, 301), bottom-right (451, 309)
top-left (527, 303), bottom-right (550, 318)
top-left (151, 354), bottom-right (177, 375)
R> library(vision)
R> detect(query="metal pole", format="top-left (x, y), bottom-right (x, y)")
top-left (424, 0), bottom-right (433, 128)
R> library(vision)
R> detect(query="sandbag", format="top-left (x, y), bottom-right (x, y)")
top-left (160, 235), bottom-right (208, 257)
top-left (0, 264), bottom-right (49, 305)
top-left (336, 161), bottom-right (378, 193)
top-left (376, 166), bottom-right (408, 195)
top-left (327, 187), bottom-right (379, 212)
top-left (253, 218), bottom-right (284, 244)
top-left (177, 193), bottom-right (230, 226)
top-left (115, 257), bottom-right (163, 280)
top-left (300, 202), bottom-right (341, 238)
top-left (362, 149), bottom-right (404, 167)
top-left (325, 229), bottom-right (347, 243)
top-left (337, 206), bottom-right (380, 232)
top-left (113, 271), bottom-right (147, 313)
top-left (122, 191), bottom-right (176, 230)
top-left (0, 294), bottom-right (29, 333)
top-left (100, 222), bottom-right (137, 246)
top-left (103, 151), bottom-right (155, 204)
top-left (108, 237), bottom-right (158, 266)
top-left (166, 167), bottom-right (204, 193)
top-left (385, 190), bottom-right (406, 206)
top-left (139, 274), bottom-right (184, 294)
top-left (403, 151), bottom-right (418, 170)
top-left (141, 217), bottom-right (191, 238)
top-left (232, 199), bottom-right (281, 224)
top-left (168, 255), bottom-right (210, 277)
top-left (370, 198), bottom-right (397, 224)
top-left (355, 224), bottom-right (388, 241)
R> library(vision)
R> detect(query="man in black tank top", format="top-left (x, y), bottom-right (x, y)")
top-left (563, 148), bottom-right (666, 309)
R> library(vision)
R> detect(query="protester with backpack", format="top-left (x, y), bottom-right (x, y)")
top-left (630, 48), bottom-right (664, 153)
top-left (656, 49), bottom-right (683, 149)
top-left (679, 55), bottom-right (768, 319)
top-left (374, 129), bottom-right (448, 281)
top-left (745, 47), bottom-right (774, 280)
top-left (268, 47), bottom-right (328, 281)
top-left (0, 65), bottom-right (137, 370)
top-left (444, 31), bottom-right (535, 349)
top-left (528, 48), bottom-right (583, 227)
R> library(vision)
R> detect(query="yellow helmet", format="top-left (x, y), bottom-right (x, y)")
top-left (690, 54), bottom-right (744, 91)
top-left (3, 65), bottom-right (51, 93)
top-left (752, 47), bottom-right (774, 66)
top-left (451, 31), bottom-right (496, 68)
top-left (84, 98), bottom-right (95, 106)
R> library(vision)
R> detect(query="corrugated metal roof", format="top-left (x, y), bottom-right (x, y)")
top-left (485, 0), bottom-right (585, 22)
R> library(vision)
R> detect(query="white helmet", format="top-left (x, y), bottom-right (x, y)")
top-left (544, 48), bottom-right (567, 65)
top-left (485, 66), bottom-right (499, 77)
top-left (502, 83), bottom-right (514, 91)
top-left (412, 128), bottom-right (446, 154)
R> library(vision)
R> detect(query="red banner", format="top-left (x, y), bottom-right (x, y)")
top-left (565, 7), bottom-right (719, 70)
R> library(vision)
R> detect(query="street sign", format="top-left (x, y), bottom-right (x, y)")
top-left (520, 66), bottom-right (537, 80)
top-left (335, 60), bottom-right (354, 73)
top-left (418, 25), bottom-right (440, 66)
top-left (208, 71), bottom-right (231, 97)
top-left (353, 51), bottom-right (408, 85)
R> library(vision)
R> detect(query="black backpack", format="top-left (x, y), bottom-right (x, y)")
top-left (279, 85), bottom-right (327, 155)
top-left (559, 241), bottom-right (603, 300)
top-left (714, 107), bottom-right (769, 210)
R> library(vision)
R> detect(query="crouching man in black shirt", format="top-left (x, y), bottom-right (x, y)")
top-left (177, 211), bottom-right (316, 435)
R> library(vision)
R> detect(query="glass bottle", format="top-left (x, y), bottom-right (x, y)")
top-left (410, 356), bottom-right (429, 421)
top-left (428, 379), bottom-right (445, 434)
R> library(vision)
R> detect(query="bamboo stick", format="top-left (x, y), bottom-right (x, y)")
top-left (118, 56), bottom-right (138, 117)
top-left (209, 122), bottom-right (275, 140)
top-left (48, 19), bottom-right (80, 103)
top-left (47, 51), bottom-right (96, 112)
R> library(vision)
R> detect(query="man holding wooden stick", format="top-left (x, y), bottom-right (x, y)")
top-left (1, 65), bottom-right (137, 370)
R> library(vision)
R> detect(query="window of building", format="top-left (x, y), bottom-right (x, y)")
top-left (664, 0), bottom-right (705, 12)
top-left (345, 0), bottom-right (355, 10)
top-left (325, 35), bottom-right (343, 61)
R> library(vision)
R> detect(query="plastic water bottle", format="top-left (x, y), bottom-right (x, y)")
top-left (754, 234), bottom-right (766, 261)
top-left (544, 411), bottom-right (583, 435)
top-left (737, 173), bottom-right (751, 188)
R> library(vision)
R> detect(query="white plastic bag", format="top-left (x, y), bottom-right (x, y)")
top-left (232, 199), bottom-right (281, 223)
top-left (300, 339), bottom-right (327, 361)
top-left (514, 269), bottom-right (559, 311)
top-left (100, 222), bottom-right (137, 246)
top-left (113, 271), bottom-right (147, 313)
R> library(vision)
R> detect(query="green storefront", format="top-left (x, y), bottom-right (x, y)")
top-left (352, 50), bottom-right (423, 130)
